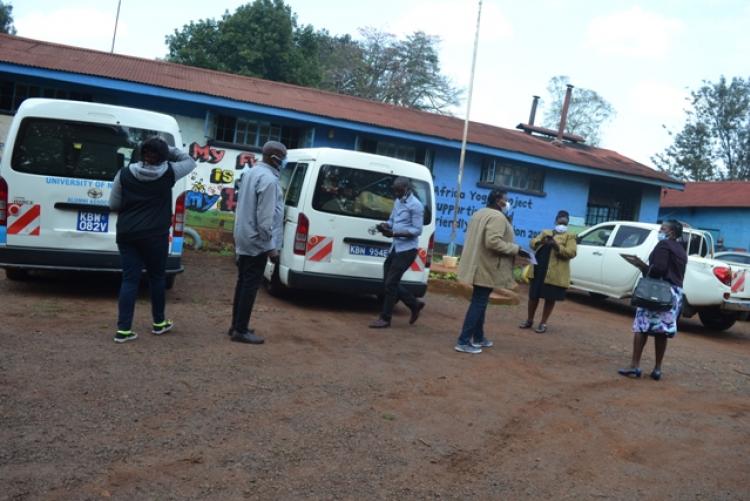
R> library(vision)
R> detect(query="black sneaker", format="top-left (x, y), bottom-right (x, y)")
top-left (152, 320), bottom-right (174, 335)
top-left (231, 331), bottom-right (265, 344)
top-left (114, 330), bottom-right (138, 343)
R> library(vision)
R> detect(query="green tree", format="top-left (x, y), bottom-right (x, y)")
top-left (165, 0), bottom-right (322, 87)
top-left (653, 76), bottom-right (750, 181)
top-left (1, 1), bottom-right (16, 35)
top-left (542, 75), bottom-right (615, 146)
top-left (166, 3), bottom-right (461, 114)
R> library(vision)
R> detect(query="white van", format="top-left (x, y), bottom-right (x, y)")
top-left (264, 148), bottom-right (436, 297)
top-left (0, 99), bottom-right (188, 287)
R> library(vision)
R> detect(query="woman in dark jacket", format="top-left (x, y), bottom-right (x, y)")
top-left (619, 220), bottom-right (688, 380)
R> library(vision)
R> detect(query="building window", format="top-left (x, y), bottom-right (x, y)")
top-left (213, 114), bottom-right (282, 147)
top-left (375, 141), bottom-right (416, 161)
top-left (299, 128), bottom-right (315, 148)
top-left (480, 158), bottom-right (544, 193)
top-left (585, 180), bottom-right (639, 225)
top-left (0, 80), bottom-right (93, 113)
top-left (356, 135), bottom-right (433, 171)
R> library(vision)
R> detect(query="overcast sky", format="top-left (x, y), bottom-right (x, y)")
top-left (11, 0), bottom-right (750, 166)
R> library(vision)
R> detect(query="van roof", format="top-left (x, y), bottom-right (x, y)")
top-left (15, 98), bottom-right (180, 132)
top-left (287, 148), bottom-right (433, 178)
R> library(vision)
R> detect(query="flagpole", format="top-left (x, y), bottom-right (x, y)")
top-left (111, 0), bottom-right (122, 53)
top-left (447, 0), bottom-right (482, 257)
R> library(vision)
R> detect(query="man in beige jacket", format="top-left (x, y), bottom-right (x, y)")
top-left (455, 189), bottom-right (521, 354)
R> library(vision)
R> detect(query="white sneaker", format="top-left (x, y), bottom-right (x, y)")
top-left (454, 344), bottom-right (482, 354)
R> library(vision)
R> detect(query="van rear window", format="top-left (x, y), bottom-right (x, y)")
top-left (312, 164), bottom-right (432, 224)
top-left (11, 118), bottom-right (175, 181)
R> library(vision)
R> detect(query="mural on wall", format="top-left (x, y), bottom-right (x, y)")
top-left (185, 142), bottom-right (259, 232)
top-left (433, 184), bottom-right (544, 247)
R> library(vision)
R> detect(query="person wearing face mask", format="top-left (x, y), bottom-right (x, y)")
top-left (454, 189), bottom-right (521, 354)
top-left (109, 136), bottom-right (197, 343)
top-left (520, 210), bottom-right (577, 333)
top-left (619, 220), bottom-right (687, 381)
top-left (369, 176), bottom-right (425, 328)
top-left (229, 141), bottom-right (287, 344)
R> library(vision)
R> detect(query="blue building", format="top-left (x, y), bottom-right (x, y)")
top-left (0, 34), bottom-right (682, 250)
top-left (660, 182), bottom-right (750, 251)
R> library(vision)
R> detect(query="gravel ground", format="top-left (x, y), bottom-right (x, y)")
top-left (1, 250), bottom-right (749, 500)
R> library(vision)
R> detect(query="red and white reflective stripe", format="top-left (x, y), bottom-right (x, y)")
top-left (306, 235), bottom-right (333, 262)
top-left (732, 270), bottom-right (746, 293)
top-left (410, 248), bottom-right (427, 272)
top-left (7, 204), bottom-right (41, 236)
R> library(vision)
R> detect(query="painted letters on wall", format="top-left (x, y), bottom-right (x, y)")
top-left (184, 142), bottom-right (259, 232)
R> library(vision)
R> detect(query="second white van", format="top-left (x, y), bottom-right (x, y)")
top-left (264, 148), bottom-right (436, 297)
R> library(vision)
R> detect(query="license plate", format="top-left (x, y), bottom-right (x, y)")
top-left (349, 244), bottom-right (389, 258)
top-left (76, 211), bottom-right (109, 232)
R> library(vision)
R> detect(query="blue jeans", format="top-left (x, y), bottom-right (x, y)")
top-left (457, 285), bottom-right (492, 345)
top-left (117, 235), bottom-right (168, 331)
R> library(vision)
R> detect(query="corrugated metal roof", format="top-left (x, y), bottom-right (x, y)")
top-left (661, 181), bottom-right (750, 208)
top-left (0, 34), bottom-right (678, 184)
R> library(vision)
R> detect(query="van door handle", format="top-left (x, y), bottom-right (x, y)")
top-left (592, 251), bottom-right (603, 256)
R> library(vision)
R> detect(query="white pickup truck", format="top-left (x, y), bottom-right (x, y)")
top-left (569, 221), bottom-right (750, 331)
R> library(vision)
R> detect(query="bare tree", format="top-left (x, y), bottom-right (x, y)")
top-left (542, 76), bottom-right (615, 146)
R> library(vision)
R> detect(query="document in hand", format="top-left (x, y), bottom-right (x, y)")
top-left (518, 247), bottom-right (538, 265)
top-left (620, 253), bottom-right (647, 269)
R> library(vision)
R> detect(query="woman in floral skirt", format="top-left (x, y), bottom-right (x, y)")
top-left (618, 220), bottom-right (688, 381)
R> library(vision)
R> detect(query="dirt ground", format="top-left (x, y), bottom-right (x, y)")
top-left (1, 250), bottom-right (749, 500)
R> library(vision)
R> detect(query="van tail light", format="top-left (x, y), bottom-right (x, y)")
top-left (0, 176), bottom-right (7, 227)
top-left (294, 212), bottom-right (309, 255)
top-left (172, 191), bottom-right (186, 238)
top-left (713, 266), bottom-right (732, 287)
top-left (426, 232), bottom-right (435, 268)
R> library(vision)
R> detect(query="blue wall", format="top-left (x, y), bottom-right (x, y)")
top-left (639, 186), bottom-right (662, 223)
top-left (431, 151), bottom-right (591, 249)
top-left (658, 207), bottom-right (750, 251)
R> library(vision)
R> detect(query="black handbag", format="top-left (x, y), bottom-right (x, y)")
top-left (631, 275), bottom-right (673, 311)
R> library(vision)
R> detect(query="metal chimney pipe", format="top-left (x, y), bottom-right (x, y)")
top-left (526, 95), bottom-right (540, 134)
top-left (557, 84), bottom-right (574, 141)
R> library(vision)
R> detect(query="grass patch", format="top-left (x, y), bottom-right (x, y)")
top-left (186, 210), bottom-right (236, 230)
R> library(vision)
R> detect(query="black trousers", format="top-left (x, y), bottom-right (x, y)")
top-left (380, 248), bottom-right (419, 321)
top-left (231, 254), bottom-right (268, 334)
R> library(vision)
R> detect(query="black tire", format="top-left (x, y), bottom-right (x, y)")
top-left (698, 309), bottom-right (737, 331)
top-left (5, 268), bottom-right (29, 281)
top-left (264, 265), bottom-right (287, 297)
top-left (165, 275), bottom-right (176, 290)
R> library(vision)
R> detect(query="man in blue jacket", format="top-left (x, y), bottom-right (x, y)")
top-left (370, 176), bottom-right (425, 328)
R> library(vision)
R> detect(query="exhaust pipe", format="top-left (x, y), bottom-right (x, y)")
top-left (557, 84), bottom-right (574, 141)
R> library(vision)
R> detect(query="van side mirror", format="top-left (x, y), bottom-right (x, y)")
top-left (576, 235), bottom-right (582, 244)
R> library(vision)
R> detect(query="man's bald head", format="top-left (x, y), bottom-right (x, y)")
top-left (262, 141), bottom-right (287, 167)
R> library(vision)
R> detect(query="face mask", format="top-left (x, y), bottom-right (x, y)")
top-left (271, 155), bottom-right (287, 169)
top-left (501, 204), bottom-right (509, 215)
top-left (657, 232), bottom-right (668, 241)
top-left (554, 224), bottom-right (568, 233)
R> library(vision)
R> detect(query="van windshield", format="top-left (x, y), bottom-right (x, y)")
top-left (312, 164), bottom-right (432, 224)
top-left (11, 118), bottom-right (175, 181)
